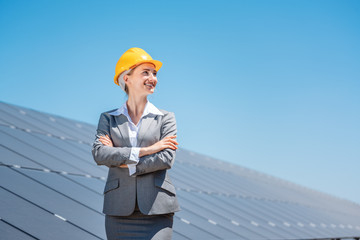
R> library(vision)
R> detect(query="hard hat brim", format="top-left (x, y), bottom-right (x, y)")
top-left (114, 60), bottom-right (162, 86)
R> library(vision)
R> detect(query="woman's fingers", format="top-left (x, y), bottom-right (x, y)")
top-left (100, 135), bottom-right (111, 142)
top-left (100, 138), bottom-right (110, 143)
top-left (100, 141), bottom-right (111, 146)
top-left (161, 136), bottom-right (179, 149)
top-left (99, 135), bottom-right (113, 147)
top-left (100, 135), bottom-right (111, 141)
top-left (99, 137), bottom-right (110, 144)
top-left (166, 135), bottom-right (177, 139)
top-left (168, 144), bottom-right (177, 150)
top-left (163, 135), bottom-right (177, 141)
top-left (164, 138), bottom-right (179, 146)
top-left (164, 136), bottom-right (178, 144)
top-left (167, 145), bottom-right (177, 150)
top-left (168, 139), bottom-right (179, 145)
top-left (100, 140), bottom-right (111, 146)
top-left (165, 142), bottom-right (178, 149)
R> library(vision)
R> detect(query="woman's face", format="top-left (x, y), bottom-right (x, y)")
top-left (125, 63), bottom-right (158, 96)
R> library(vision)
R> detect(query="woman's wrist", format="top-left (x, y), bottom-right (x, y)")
top-left (139, 146), bottom-right (153, 157)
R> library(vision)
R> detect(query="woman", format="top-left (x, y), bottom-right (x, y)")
top-left (92, 47), bottom-right (180, 240)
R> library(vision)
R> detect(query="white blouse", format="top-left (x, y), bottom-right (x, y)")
top-left (108, 101), bottom-right (164, 176)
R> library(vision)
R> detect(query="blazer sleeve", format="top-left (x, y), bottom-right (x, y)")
top-left (133, 112), bottom-right (177, 176)
top-left (91, 112), bottom-right (138, 168)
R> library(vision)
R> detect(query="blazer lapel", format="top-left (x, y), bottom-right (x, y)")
top-left (137, 115), bottom-right (158, 147)
top-left (114, 114), bottom-right (131, 147)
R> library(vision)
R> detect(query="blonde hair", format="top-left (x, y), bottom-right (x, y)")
top-left (118, 69), bottom-right (132, 95)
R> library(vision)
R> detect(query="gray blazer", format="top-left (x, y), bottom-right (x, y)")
top-left (92, 108), bottom-right (180, 216)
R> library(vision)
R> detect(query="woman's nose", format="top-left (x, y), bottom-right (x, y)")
top-left (148, 73), bottom-right (157, 81)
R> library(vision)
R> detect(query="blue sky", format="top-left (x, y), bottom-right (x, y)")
top-left (1, 0), bottom-right (359, 204)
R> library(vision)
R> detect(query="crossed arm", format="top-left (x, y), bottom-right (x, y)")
top-left (99, 135), bottom-right (178, 168)
top-left (92, 112), bottom-right (179, 176)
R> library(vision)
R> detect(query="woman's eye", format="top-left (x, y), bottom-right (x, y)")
top-left (141, 70), bottom-right (156, 77)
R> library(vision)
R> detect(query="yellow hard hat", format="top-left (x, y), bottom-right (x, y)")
top-left (114, 47), bottom-right (163, 86)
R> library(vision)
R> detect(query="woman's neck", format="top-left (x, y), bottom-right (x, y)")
top-left (126, 95), bottom-right (148, 125)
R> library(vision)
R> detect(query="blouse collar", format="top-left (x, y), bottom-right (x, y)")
top-left (108, 101), bottom-right (164, 118)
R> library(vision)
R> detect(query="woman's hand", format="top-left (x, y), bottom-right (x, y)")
top-left (139, 135), bottom-right (178, 157)
top-left (99, 134), bottom-right (113, 147)
top-left (99, 135), bottom-right (128, 168)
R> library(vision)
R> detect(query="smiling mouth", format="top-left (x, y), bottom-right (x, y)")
top-left (144, 83), bottom-right (155, 88)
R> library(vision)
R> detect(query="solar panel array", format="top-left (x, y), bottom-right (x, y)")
top-left (1, 100), bottom-right (360, 240)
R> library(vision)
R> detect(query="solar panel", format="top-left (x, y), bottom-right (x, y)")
top-left (1, 100), bottom-right (360, 240)
top-left (0, 186), bottom-right (102, 240)
top-left (0, 166), bottom-right (106, 239)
